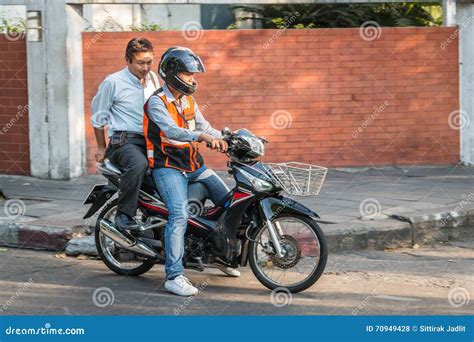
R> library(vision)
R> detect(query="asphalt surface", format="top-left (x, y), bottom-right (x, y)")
top-left (0, 238), bottom-right (472, 316)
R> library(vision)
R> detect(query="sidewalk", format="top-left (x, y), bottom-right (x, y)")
top-left (1, 165), bottom-right (474, 254)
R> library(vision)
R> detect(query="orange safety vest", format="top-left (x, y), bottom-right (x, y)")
top-left (143, 88), bottom-right (204, 172)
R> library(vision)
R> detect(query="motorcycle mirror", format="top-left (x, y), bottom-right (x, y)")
top-left (222, 127), bottom-right (232, 136)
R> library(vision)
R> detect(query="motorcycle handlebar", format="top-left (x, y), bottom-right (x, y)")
top-left (205, 128), bottom-right (266, 150)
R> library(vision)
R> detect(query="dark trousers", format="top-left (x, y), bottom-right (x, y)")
top-left (105, 137), bottom-right (148, 218)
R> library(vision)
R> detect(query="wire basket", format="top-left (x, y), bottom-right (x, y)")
top-left (262, 162), bottom-right (328, 196)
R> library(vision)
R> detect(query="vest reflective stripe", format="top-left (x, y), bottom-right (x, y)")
top-left (143, 89), bottom-right (204, 172)
top-left (161, 136), bottom-right (189, 146)
top-left (143, 113), bottom-right (155, 168)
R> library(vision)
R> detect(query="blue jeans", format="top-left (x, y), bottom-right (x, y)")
top-left (152, 166), bottom-right (229, 280)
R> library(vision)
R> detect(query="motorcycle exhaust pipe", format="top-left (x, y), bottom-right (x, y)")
top-left (99, 219), bottom-right (158, 259)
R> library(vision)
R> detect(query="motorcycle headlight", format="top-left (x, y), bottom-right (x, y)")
top-left (239, 168), bottom-right (273, 192)
top-left (242, 136), bottom-right (265, 157)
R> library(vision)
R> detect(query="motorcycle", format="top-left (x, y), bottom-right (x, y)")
top-left (83, 128), bottom-right (328, 293)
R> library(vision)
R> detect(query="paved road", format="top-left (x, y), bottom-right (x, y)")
top-left (0, 239), bottom-right (472, 316)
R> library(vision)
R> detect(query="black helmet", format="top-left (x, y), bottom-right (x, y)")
top-left (158, 46), bottom-right (205, 95)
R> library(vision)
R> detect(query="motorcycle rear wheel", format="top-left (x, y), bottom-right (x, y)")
top-left (95, 199), bottom-right (156, 277)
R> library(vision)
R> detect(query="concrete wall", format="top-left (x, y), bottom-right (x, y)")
top-left (82, 28), bottom-right (460, 173)
top-left (458, 3), bottom-right (474, 165)
top-left (140, 4), bottom-right (201, 30)
top-left (83, 4), bottom-right (200, 31)
top-left (0, 5), bottom-right (26, 20)
top-left (23, 1), bottom-right (87, 180)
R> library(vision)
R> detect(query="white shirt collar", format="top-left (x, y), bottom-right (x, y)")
top-left (162, 83), bottom-right (189, 109)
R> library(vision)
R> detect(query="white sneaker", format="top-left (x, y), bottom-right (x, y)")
top-left (218, 265), bottom-right (241, 277)
top-left (164, 275), bottom-right (199, 296)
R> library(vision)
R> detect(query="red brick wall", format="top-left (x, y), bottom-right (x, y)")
top-left (0, 36), bottom-right (29, 175)
top-left (83, 28), bottom-right (459, 173)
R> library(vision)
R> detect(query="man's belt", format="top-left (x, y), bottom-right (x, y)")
top-left (112, 131), bottom-right (144, 139)
top-left (110, 131), bottom-right (145, 147)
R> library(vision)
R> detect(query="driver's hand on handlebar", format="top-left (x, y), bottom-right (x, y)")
top-left (208, 139), bottom-right (228, 153)
top-left (215, 139), bottom-right (228, 152)
top-left (199, 133), bottom-right (228, 152)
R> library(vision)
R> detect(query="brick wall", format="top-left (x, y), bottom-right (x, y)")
top-left (0, 36), bottom-right (29, 175)
top-left (83, 28), bottom-right (459, 173)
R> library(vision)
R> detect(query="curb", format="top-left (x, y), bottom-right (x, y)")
top-left (0, 221), bottom-right (89, 252)
top-left (323, 208), bottom-right (474, 253)
top-left (322, 219), bottom-right (413, 253)
top-left (407, 208), bottom-right (474, 245)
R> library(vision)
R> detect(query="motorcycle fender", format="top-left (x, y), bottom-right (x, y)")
top-left (259, 196), bottom-right (320, 220)
top-left (83, 185), bottom-right (117, 219)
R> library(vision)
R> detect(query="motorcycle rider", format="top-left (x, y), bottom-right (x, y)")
top-left (91, 38), bottom-right (160, 232)
top-left (143, 47), bottom-right (240, 296)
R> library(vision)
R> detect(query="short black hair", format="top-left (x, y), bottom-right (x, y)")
top-left (125, 38), bottom-right (153, 62)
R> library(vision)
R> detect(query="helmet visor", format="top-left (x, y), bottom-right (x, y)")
top-left (178, 54), bottom-right (206, 73)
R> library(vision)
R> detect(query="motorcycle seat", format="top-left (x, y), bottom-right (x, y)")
top-left (98, 160), bottom-right (211, 205)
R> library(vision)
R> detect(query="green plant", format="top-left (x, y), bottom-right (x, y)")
top-left (83, 8), bottom-right (162, 32)
top-left (130, 20), bottom-right (162, 32)
top-left (0, 17), bottom-right (26, 34)
top-left (230, 2), bottom-right (442, 29)
top-left (93, 16), bottom-right (124, 32)
top-left (84, 16), bottom-right (162, 32)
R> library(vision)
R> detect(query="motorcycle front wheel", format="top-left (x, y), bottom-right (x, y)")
top-left (248, 213), bottom-right (328, 293)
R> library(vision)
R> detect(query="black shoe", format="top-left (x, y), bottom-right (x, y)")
top-left (114, 212), bottom-right (140, 233)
